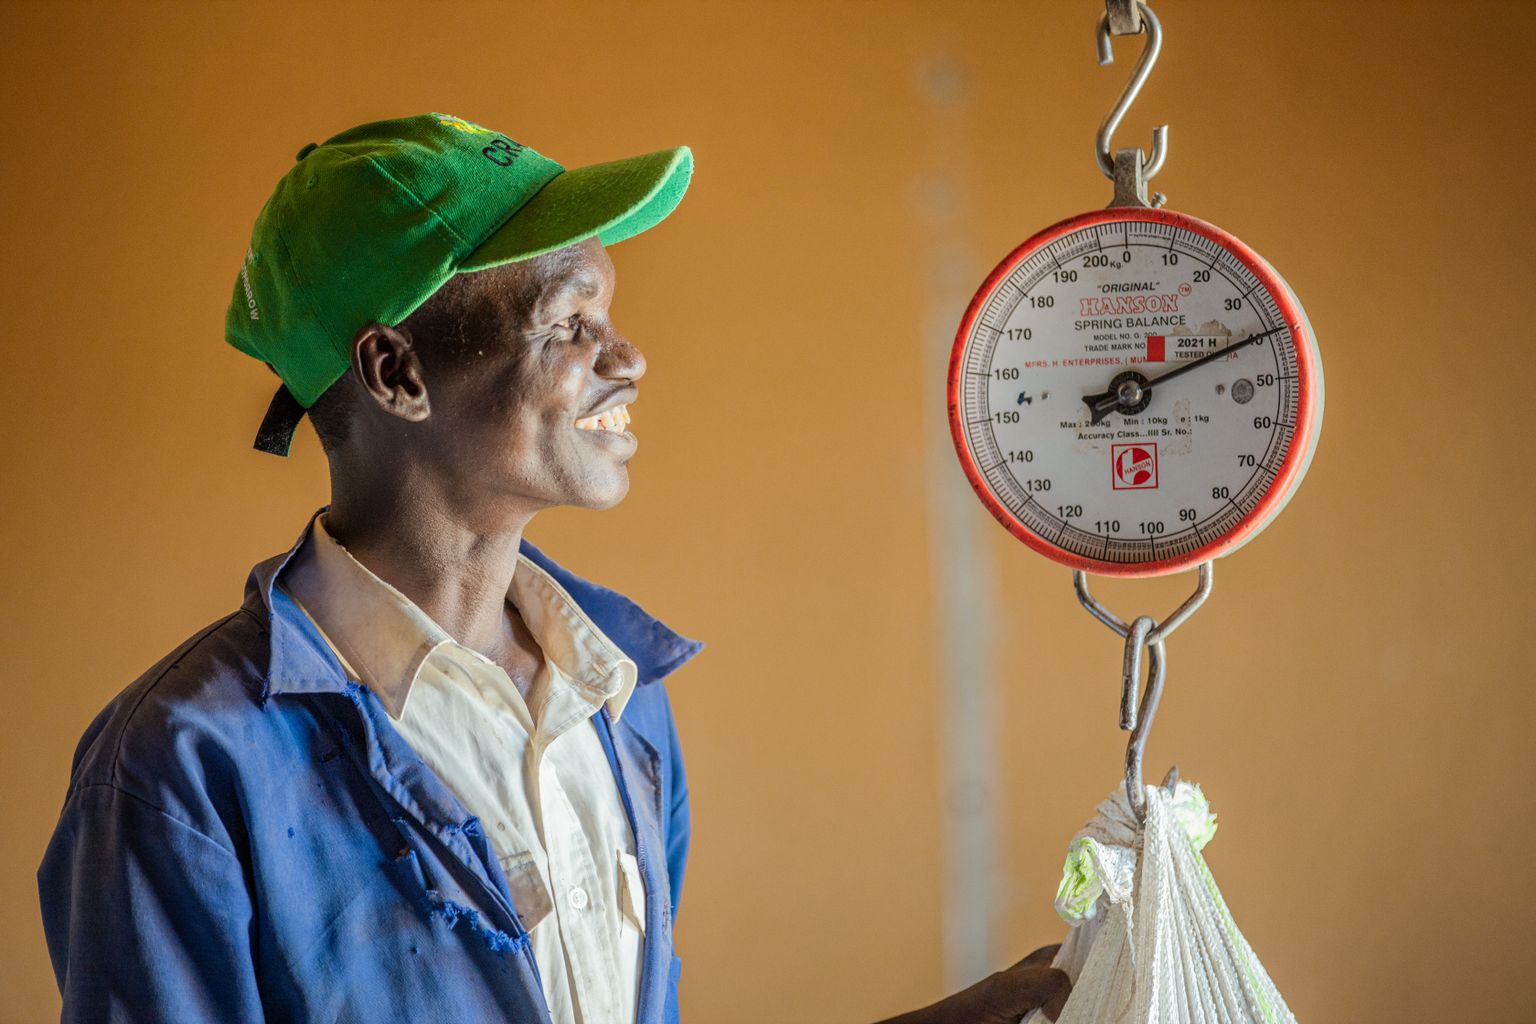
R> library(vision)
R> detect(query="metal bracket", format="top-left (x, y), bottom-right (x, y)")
top-left (1108, 148), bottom-right (1167, 208)
top-left (1105, 0), bottom-right (1142, 36)
top-left (1073, 561), bottom-right (1212, 647)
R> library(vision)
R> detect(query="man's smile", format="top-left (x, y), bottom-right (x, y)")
top-left (574, 403), bottom-right (632, 433)
top-left (575, 401), bottom-right (637, 455)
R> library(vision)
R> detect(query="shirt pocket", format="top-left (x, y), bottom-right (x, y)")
top-left (499, 851), bottom-right (554, 934)
top-left (617, 849), bottom-right (646, 936)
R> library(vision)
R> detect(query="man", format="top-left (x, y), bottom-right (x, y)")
top-left (38, 113), bottom-right (1068, 1024)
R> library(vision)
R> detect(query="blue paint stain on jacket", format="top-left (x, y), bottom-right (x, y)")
top-left (37, 514), bottom-right (701, 1024)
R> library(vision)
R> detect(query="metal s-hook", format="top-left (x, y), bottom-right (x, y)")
top-left (1074, 562), bottom-right (1213, 821)
top-left (1120, 615), bottom-right (1166, 818)
top-left (1120, 616), bottom-right (1155, 731)
top-left (1122, 629), bottom-right (1166, 821)
top-left (1096, 1), bottom-right (1168, 207)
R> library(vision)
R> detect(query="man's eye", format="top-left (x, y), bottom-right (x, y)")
top-left (555, 314), bottom-right (583, 334)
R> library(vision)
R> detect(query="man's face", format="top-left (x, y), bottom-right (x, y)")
top-left (413, 237), bottom-right (645, 513)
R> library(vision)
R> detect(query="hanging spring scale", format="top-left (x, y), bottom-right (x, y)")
top-left (1082, 0), bottom-right (1206, 822)
top-left (948, 0), bottom-right (1322, 822)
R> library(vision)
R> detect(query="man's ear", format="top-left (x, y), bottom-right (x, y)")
top-left (351, 322), bottom-right (431, 422)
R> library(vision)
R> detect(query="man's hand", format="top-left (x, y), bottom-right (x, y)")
top-left (872, 944), bottom-right (1071, 1024)
top-left (955, 945), bottom-right (1070, 1024)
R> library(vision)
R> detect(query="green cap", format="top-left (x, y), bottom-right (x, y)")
top-left (225, 112), bottom-right (693, 455)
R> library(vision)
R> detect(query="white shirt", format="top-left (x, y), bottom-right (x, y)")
top-left (278, 514), bottom-right (646, 1024)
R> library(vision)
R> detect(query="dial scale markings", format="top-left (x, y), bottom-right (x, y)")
top-left (947, 208), bottom-right (1322, 576)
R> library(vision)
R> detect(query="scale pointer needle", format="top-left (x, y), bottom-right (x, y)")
top-left (1081, 325), bottom-right (1287, 425)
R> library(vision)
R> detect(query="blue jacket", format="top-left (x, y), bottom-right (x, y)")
top-left (38, 518), bottom-right (702, 1024)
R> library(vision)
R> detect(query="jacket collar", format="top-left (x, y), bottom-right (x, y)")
top-left (245, 508), bottom-right (704, 700)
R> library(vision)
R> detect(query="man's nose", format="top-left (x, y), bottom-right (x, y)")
top-left (593, 326), bottom-right (647, 383)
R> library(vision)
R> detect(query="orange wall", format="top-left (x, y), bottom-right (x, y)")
top-left (2, 2), bottom-right (1533, 1021)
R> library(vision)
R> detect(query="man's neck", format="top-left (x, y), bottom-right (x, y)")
top-left (323, 466), bottom-right (543, 666)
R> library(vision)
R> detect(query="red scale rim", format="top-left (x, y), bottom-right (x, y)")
top-left (946, 207), bottom-right (1319, 578)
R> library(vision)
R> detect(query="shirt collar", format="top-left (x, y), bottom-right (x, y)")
top-left (282, 513), bottom-right (641, 721)
top-left (245, 508), bottom-right (703, 705)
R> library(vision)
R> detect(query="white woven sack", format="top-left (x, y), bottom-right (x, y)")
top-left (1023, 781), bottom-right (1297, 1024)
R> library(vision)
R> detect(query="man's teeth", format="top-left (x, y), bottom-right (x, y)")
top-left (575, 404), bottom-right (632, 432)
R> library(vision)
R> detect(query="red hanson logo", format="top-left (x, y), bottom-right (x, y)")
top-left (1079, 293), bottom-right (1181, 316)
top-left (1112, 443), bottom-right (1158, 490)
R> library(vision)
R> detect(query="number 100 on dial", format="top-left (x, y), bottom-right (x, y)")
top-left (947, 207), bottom-right (1324, 578)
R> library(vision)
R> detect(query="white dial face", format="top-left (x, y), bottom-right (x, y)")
top-left (951, 212), bottom-right (1317, 573)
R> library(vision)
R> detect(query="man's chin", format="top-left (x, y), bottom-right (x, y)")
top-left (583, 492), bottom-right (628, 512)
top-left (573, 471), bottom-right (631, 512)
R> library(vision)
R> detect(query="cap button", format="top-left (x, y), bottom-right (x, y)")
top-left (295, 142), bottom-right (319, 161)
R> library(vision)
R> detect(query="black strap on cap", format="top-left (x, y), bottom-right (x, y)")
top-left (253, 384), bottom-right (307, 456)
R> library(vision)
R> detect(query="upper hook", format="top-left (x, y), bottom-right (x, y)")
top-left (1095, 1), bottom-right (1167, 181)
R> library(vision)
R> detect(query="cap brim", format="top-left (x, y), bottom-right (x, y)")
top-left (459, 146), bottom-right (692, 271)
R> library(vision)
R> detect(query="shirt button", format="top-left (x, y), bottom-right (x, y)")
top-left (568, 886), bottom-right (589, 910)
